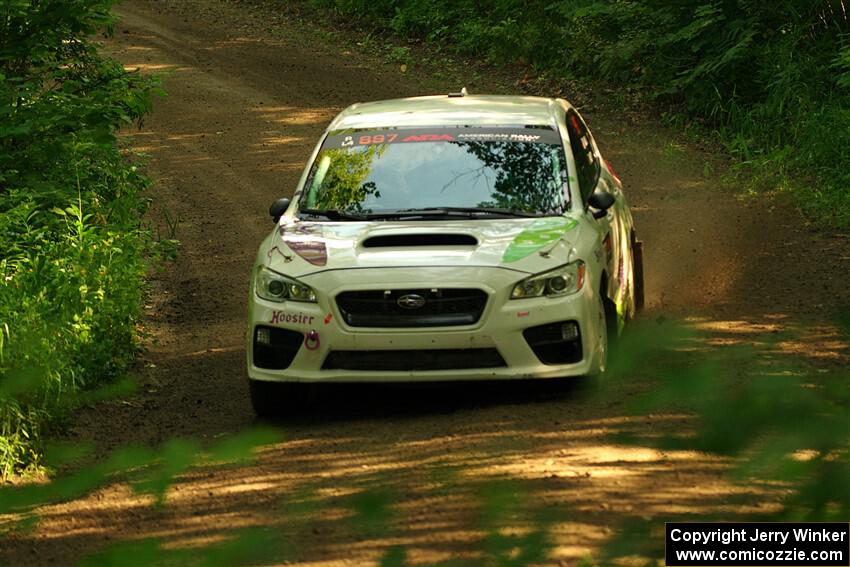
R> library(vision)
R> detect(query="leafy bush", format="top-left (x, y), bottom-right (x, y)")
top-left (305, 0), bottom-right (850, 228)
top-left (0, 0), bottom-right (158, 478)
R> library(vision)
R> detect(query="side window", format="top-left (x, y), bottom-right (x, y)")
top-left (566, 110), bottom-right (600, 202)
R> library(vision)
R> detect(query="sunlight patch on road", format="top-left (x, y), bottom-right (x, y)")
top-left (16, 484), bottom-right (155, 540)
top-left (254, 135), bottom-right (302, 147)
top-left (688, 318), bottom-right (849, 362)
top-left (486, 443), bottom-right (727, 481)
top-left (121, 62), bottom-right (190, 73)
top-left (250, 105), bottom-right (337, 126)
top-left (774, 327), bottom-right (849, 361)
top-left (159, 532), bottom-right (231, 550)
top-left (183, 345), bottom-right (243, 357)
top-left (136, 513), bottom-right (269, 548)
top-left (690, 318), bottom-right (785, 334)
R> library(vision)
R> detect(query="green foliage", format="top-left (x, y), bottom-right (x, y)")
top-left (0, 0), bottom-right (160, 478)
top-left (304, 0), bottom-right (850, 229)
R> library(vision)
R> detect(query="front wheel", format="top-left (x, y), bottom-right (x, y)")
top-left (591, 293), bottom-right (613, 376)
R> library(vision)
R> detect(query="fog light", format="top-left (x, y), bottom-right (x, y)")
top-left (561, 322), bottom-right (579, 341)
top-left (256, 327), bottom-right (271, 345)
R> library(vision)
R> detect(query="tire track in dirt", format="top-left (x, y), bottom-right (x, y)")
top-left (2, 0), bottom-right (848, 564)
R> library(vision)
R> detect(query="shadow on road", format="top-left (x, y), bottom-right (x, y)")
top-left (257, 377), bottom-right (594, 425)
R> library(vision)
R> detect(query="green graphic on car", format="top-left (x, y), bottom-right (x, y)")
top-left (502, 218), bottom-right (578, 263)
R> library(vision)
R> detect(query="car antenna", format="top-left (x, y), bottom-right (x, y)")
top-left (448, 87), bottom-right (468, 98)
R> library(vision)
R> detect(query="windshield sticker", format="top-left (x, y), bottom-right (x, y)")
top-left (325, 127), bottom-right (561, 149)
top-left (457, 133), bottom-right (541, 142)
top-left (502, 218), bottom-right (578, 263)
top-left (400, 133), bottom-right (455, 143)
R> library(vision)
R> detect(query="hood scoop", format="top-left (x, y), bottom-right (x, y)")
top-left (362, 234), bottom-right (478, 248)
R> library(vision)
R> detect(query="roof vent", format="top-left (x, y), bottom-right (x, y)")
top-left (448, 87), bottom-right (468, 98)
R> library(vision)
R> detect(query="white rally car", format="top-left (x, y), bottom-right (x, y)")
top-left (247, 92), bottom-right (643, 415)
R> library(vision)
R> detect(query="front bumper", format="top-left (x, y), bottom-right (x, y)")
top-left (246, 266), bottom-right (603, 383)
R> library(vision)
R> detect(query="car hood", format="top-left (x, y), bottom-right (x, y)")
top-left (266, 216), bottom-right (585, 277)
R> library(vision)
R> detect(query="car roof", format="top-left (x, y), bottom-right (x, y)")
top-left (327, 94), bottom-right (564, 131)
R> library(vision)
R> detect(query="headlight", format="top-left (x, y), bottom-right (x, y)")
top-left (510, 261), bottom-right (585, 299)
top-left (255, 266), bottom-right (317, 303)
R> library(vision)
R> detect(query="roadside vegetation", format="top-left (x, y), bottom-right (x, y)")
top-left (299, 0), bottom-right (850, 229)
top-left (0, 0), bottom-right (160, 478)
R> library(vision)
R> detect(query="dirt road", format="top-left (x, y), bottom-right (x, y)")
top-left (2, 0), bottom-right (849, 564)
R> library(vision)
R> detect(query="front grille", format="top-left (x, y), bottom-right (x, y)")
top-left (335, 288), bottom-right (488, 328)
top-left (323, 349), bottom-right (506, 371)
top-left (253, 326), bottom-right (303, 369)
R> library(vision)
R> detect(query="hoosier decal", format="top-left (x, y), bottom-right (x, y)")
top-left (270, 311), bottom-right (315, 325)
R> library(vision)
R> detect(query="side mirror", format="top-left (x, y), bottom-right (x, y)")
top-left (269, 198), bottom-right (291, 222)
top-left (587, 192), bottom-right (615, 219)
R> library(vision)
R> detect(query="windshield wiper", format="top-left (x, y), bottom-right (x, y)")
top-left (298, 208), bottom-right (368, 221)
top-left (365, 207), bottom-right (547, 220)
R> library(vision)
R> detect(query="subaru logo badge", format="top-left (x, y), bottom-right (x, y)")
top-left (397, 294), bottom-right (426, 309)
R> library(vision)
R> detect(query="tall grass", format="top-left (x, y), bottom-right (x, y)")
top-left (0, 0), bottom-right (159, 478)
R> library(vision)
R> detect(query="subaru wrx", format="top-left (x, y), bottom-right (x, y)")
top-left (247, 92), bottom-right (644, 415)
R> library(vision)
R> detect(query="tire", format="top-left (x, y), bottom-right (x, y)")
top-left (249, 379), bottom-right (281, 418)
top-left (591, 292), bottom-right (613, 376)
top-left (631, 233), bottom-right (645, 314)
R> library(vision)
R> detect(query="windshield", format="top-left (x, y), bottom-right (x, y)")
top-left (299, 126), bottom-right (570, 218)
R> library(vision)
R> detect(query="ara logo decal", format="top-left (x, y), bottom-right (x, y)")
top-left (401, 134), bottom-right (455, 143)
